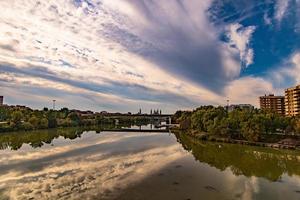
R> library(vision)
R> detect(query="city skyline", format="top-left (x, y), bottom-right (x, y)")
top-left (1, 0), bottom-right (300, 112)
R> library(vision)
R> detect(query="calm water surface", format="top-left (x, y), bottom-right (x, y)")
top-left (0, 128), bottom-right (300, 200)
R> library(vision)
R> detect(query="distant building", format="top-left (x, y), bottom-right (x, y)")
top-left (285, 85), bottom-right (300, 116)
top-left (225, 104), bottom-right (254, 112)
top-left (100, 111), bottom-right (108, 115)
top-left (153, 109), bottom-right (161, 115)
top-left (0, 96), bottom-right (3, 106)
top-left (259, 94), bottom-right (285, 115)
top-left (71, 109), bottom-right (94, 117)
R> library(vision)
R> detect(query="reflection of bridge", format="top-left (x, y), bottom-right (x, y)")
top-left (101, 129), bottom-right (171, 133)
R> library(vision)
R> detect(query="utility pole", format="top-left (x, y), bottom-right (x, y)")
top-left (53, 100), bottom-right (56, 110)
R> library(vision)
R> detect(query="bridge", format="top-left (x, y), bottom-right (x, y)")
top-left (104, 114), bottom-right (172, 117)
top-left (101, 113), bottom-right (173, 124)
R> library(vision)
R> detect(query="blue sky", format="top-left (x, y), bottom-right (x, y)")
top-left (0, 0), bottom-right (300, 113)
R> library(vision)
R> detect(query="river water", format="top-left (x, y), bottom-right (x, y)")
top-left (0, 128), bottom-right (300, 200)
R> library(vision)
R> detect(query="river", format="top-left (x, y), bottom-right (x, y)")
top-left (0, 127), bottom-right (300, 200)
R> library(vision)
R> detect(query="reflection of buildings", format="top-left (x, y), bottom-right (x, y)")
top-left (225, 104), bottom-right (254, 112)
top-left (259, 94), bottom-right (285, 115)
top-left (285, 85), bottom-right (300, 116)
top-left (0, 96), bottom-right (3, 106)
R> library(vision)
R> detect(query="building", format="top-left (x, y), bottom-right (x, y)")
top-left (0, 96), bottom-right (3, 106)
top-left (259, 94), bottom-right (285, 115)
top-left (285, 85), bottom-right (300, 116)
top-left (225, 104), bottom-right (254, 112)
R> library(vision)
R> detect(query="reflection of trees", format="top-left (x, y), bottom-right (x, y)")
top-left (175, 132), bottom-right (300, 182)
top-left (0, 127), bottom-right (96, 150)
top-left (0, 123), bottom-right (155, 150)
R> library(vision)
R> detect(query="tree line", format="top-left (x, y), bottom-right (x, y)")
top-left (172, 106), bottom-right (300, 142)
top-left (0, 106), bottom-right (151, 133)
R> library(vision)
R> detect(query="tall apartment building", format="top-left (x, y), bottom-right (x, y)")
top-left (259, 94), bottom-right (285, 115)
top-left (0, 96), bottom-right (3, 106)
top-left (285, 85), bottom-right (300, 116)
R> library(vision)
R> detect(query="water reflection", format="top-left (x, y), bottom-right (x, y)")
top-left (0, 127), bottom-right (87, 150)
top-left (175, 132), bottom-right (300, 182)
top-left (0, 129), bottom-right (185, 200)
top-left (0, 124), bottom-right (166, 151)
top-left (0, 129), bottom-right (300, 200)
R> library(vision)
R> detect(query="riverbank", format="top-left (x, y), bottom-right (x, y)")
top-left (171, 129), bottom-right (300, 150)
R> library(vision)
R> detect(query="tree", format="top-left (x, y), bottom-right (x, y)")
top-left (47, 112), bottom-right (57, 128)
top-left (67, 112), bottom-right (82, 126)
top-left (60, 107), bottom-right (70, 118)
top-left (0, 107), bottom-right (10, 121)
top-left (39, 118), bottom-right (48, 129)
top-left (294, 119), bottom-right (300, 135)
top-left (28, 116), bottom-right (39, 129)
top-left (241, 116), bottom-right (264, 142)
top-left (22, 122), bottom-right (33, 131)
top-left (191, 110), bottom-right (205, 131)
top-left (11, 111), bottom-right (23, 126)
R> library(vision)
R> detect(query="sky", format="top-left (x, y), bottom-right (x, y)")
top-left (0, 0), bottom-right (300, 113)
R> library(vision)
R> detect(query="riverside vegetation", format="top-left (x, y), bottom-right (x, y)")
top-left (172, 106), bottom-right (300, 144)
top-left (0, 106), bottom-right (151, 133)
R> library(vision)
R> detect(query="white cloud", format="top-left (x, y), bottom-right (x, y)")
top-left (274, 0), bottom-right (290, 23)
top-left (223, 51), bottom-right (300, 107)
top-left (263, 13), bottom-right (272, 25)
top-left (1, 0), bottom-right (286, 111)
top-left (0, 0), bottom-right (246, 112)
top-left (270, 52), bottom-right (300, 86)
top-left (224, 76), bottom-right (276, 107)
top-left (227, 23), bottom-right (256, 67)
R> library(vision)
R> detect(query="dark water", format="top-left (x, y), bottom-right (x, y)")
top-left (0, 128), bottom-right (300, 200)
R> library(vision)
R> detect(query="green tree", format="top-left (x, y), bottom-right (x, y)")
top-left (28, 116), bottom-right (39, 129)
top-left (241, 116), bottom-right (265, 142)
top-left (11, 111), bottom-right (23, 126)
top-left (22, 122), bottom-right (33, 131)
top-left (67, 112), bottom-right (82, 126)
top-left (39, 118), bottom-right (48, 129)
top-left (47, 112), bottom-right (57, 128)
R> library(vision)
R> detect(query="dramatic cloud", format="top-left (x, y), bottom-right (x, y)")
top-left (106, 0), bottom-right (242, 91)
top-left (227, 23), bottom-right (256, 67)
top-left (0, 0), bottom-right (299, 111)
